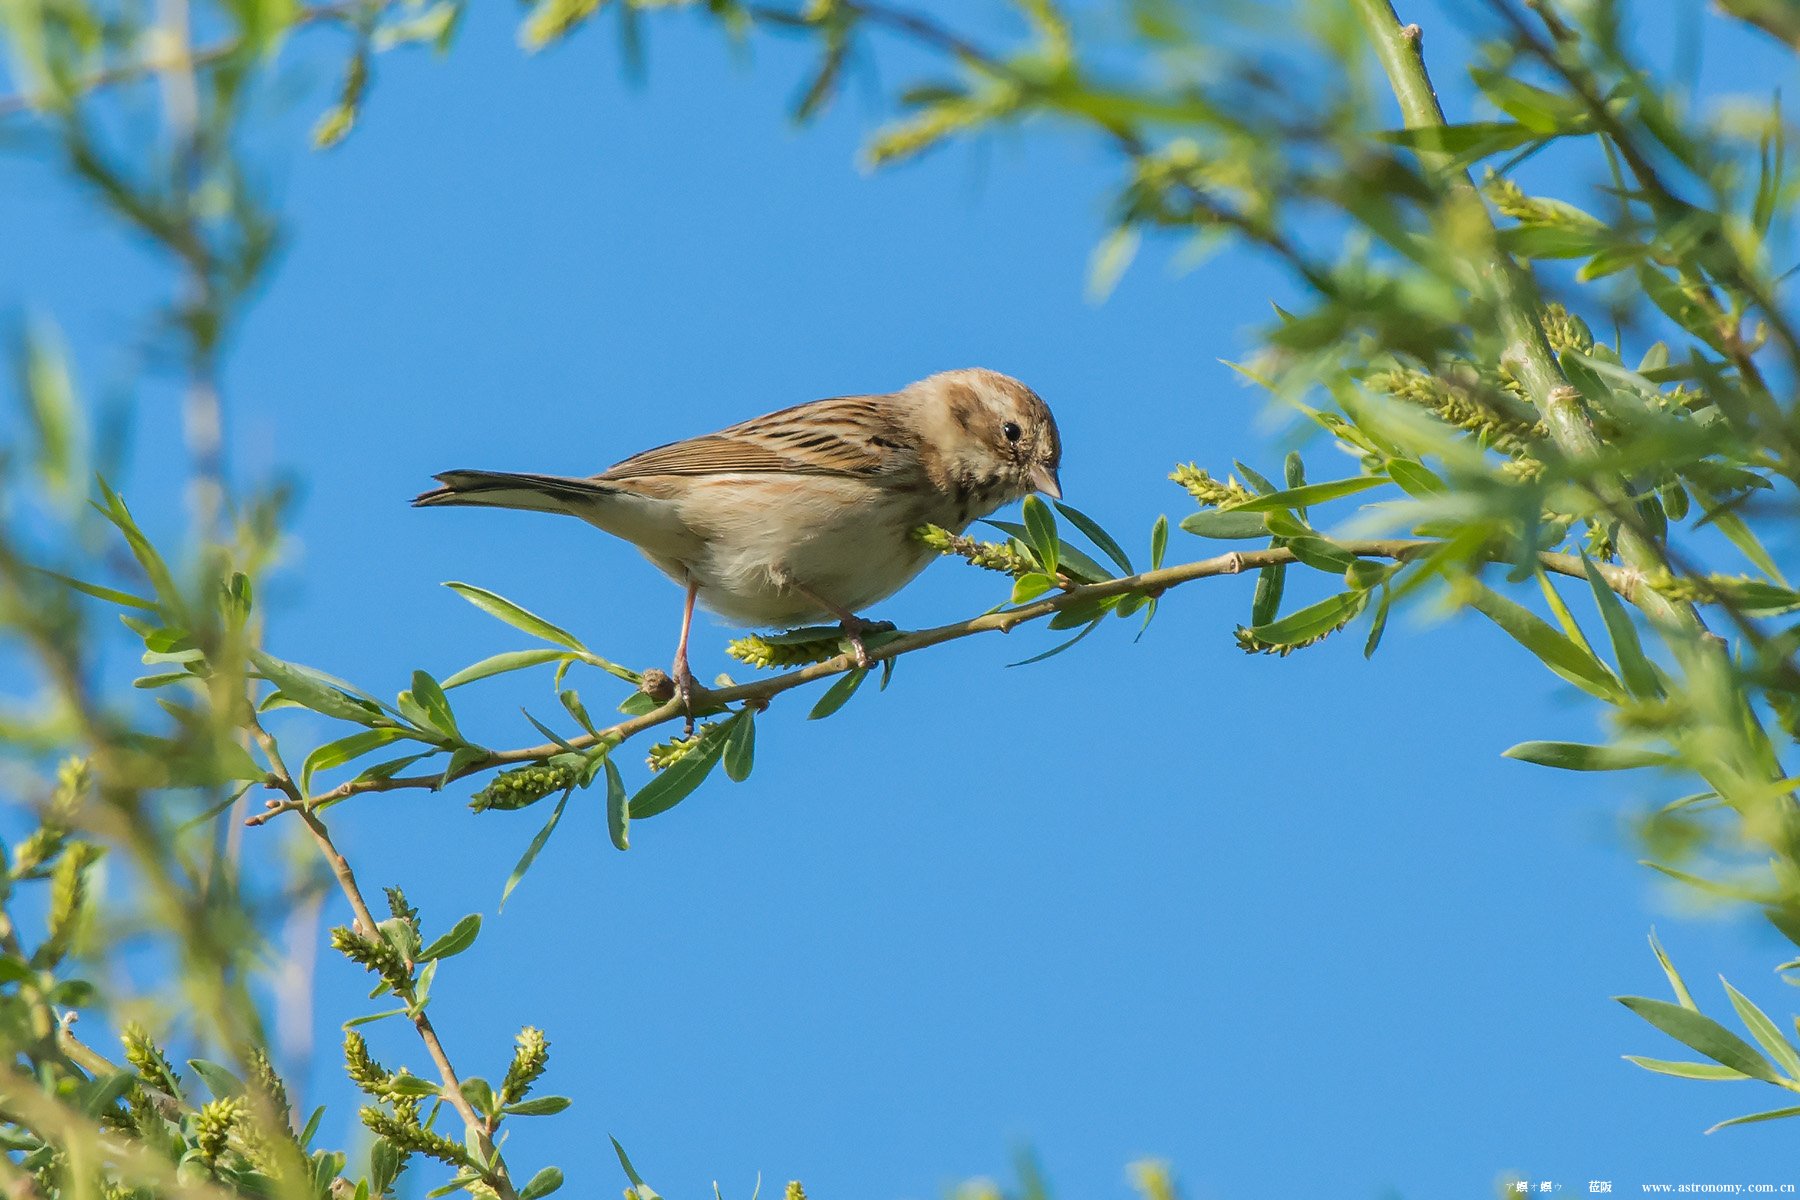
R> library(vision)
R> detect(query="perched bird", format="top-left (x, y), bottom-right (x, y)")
top-left (414, 367), bottom-right (1061, 714)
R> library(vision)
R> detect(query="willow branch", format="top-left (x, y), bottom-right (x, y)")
top-left (0, 1), bottom-right (371, 120)
top-left (1350, 0), bottom-right (1703, 636)
top-left (0, 1067), bottom-right (241, 1200)
top-left (244, 539), bottom-right (1644, 826)
top-left (249, 718), bottom-right (521, 1200)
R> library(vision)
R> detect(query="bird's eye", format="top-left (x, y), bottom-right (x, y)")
top-left (1002, 421), bottom-right (1022, 443)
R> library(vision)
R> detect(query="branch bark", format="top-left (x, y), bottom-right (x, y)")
top-left (1350, 0), bottom-right (1702, 636)
top-left (245, 538), bottom-right (1646, 827)
top-left (251, 719), bottom-right (522, 1200)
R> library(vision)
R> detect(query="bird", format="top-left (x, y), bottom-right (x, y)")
top-left (413, 367), bottom-right (1062, 720)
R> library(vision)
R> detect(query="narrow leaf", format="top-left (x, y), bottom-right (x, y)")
top-left (605, 757), bottom-right (628, 851)
top-left (808, 669), bottom-right (868, 720)
top-left (1053, 502), bottom-right (1133, 574)
top-left (443, 649), bottom-right (567, 689)
top-left (1503, 741), bottom-right (1676, 771)
top-left (1021, 496), bottom-right (1059, 576)
top-left (520, 1168), bottom-right (565, 1200)
top-left (1650, 928), bottom-right (1697, 1011)
top-left (1463, 584), bottom-right (1621, 699)
top-left (1179, 511), bottom-right (1268, 540)
top-left (1582, 555), bottom-right (1660, 698)
top-left (1706, 1106), bottom-right (1800, 1134)
top-left (445, 583), bottom-right (587, 651)
top-left (500, 789), bottom-right (571, 911)
top-left (723, 711), bottom-right (756, 782)
top-left (629, 718), bottom-right (735, 819)
top-left (1623, 1056), bottom-right (1751, 1081)
top-left (1220, 476), bottom-right (1383, 513)
top-left (418, 914), bottom-right (481, 962)
top-left (1724, 980), bottom-right (1800, 1079)
top-left (1616, 995), bottom-right (1783, 1082)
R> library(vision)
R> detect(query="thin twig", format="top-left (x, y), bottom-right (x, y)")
top-left (250, 719), bottom-right (521, 1200)
top-left (0, 1), bottom-right (369, 120)
top-left (1349, 0), bottom-right (1704, 636)
top-left (244, 539), bottom-right (1640, 826)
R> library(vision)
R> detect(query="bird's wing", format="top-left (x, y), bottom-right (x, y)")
top-left (596, 395), bottom-right (905, 481)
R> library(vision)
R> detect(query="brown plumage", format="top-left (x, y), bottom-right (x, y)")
top-left (415, 368), bottom-right (1061, 712)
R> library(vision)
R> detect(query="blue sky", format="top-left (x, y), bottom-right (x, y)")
top-left (5, 1), bottom-right (1800, 1197)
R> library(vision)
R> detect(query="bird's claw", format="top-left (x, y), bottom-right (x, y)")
top-left (838, 617), bottom-right (896, 671)
top-left (672, 663), bottom-right (703, 736)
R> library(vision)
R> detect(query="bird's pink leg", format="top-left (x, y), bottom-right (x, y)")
top-left (673, 576), bottom-right (701, 735)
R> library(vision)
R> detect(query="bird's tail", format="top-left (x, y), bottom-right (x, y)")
top-left (412, 470), bottom-right (617, 517)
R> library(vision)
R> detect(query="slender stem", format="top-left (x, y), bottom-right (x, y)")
top-left (244, 539), bottom-right (1644, 826)
top-left (251, 720), bottom-right (521, 1200)
top-left (0, 1), bottom-right (372, 119)
top-left (1350, 0), bottom-right (1700, 634)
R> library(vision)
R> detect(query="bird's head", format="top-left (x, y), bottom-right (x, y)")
top-left (913, 367), bottom-right (1061, 505)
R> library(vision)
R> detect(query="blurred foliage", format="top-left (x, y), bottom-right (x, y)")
top-left (3, 0), bottom-right (1800, 1193)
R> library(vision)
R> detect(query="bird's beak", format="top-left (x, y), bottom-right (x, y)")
top-left (1029, 463), bottom-right (1062, 500)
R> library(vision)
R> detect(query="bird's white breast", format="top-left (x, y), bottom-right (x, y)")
top-left (598, 472), bottom-right (967, 627)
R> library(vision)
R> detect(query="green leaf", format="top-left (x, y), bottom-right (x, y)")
top-left (520, 1167), bottom-right (564, 1200)
top-left (1284, 534), bottom-right (1357, 574)
top-left (343, 1008), bottom-right (407, 1029)
top-left (1248, 590), bottom-right (1364, 646)
top-left (1385, 460), bottom-right (1444, 497)
top-left (504, 1096), bottom-right (571, 1117)
top-left (1463, 584), bottom-right (1621, 700)
top-left (611, 1137), bottom-right (661, 1200)
top-left (1723, 980), bottom-right (1800, 1079)
top-left (1692, 486), bottom-right (1786, 585)
top-left (1379, 119), bottom-right (1541, 158)
top-left (1502, 741), bottom-right (1676, 771)
top-left (443, 649), bottom-right (567, 689)
top-left (39, 569), bottom-right (157, 611)
top-left (1179, 511), bottom-right (1268, 539)
top-left (1499, 223), bottom-right (1612, 259)
top-left (808, 669), bottom-right (868, 720)
top-left (1705, 1106), bottom-right (1800, 1134)
top-left (384, 1073), bottom-right (441, 1099)
top-left (1622, 1056), bottom-right (1751, 1081)
top-left (302, 728), bottom-right (408, 795)
top-left (1219, 476), bottom-right (1383, 513)
top-left (559, 689), bottom-right (597, 736)
top-left (617, 691), bottom-right (660, 716)
top-left (1007, 618), bottom-right (1103, 667)
top-left (1149, 514), bottom-right (1167, 568)
top-left (407, 670), bottom-right (460, 738)
top-left (1021, 495), bottom-right (1059, 576)
top-left (1649, 929), bottom-right (1697, 1011)
top-left (1250, 563), bottom-right (1286, 628)
top-left (1011, 573), bottom-right (1056, 604)
top-left (1283, 450), bottom-right (1306, 492)
top-left (723, 711), bottom-right (756, 782)
top-left (604, 757), bottom-right (628, 851)
top-left (418, 914), bottom-right (481, 962)
top-left (1581, 556), bottom-right (1659, 698)
top-left (251, 650), bottom-right (387, 725)
top-left (629, 717), bottom-right (736, 819)
top-left (1053, 502), bottom-right (1133, 574)
top-left (1363, 586), bottom-right (1391, 659)
top-left (1616, 995), bottom-right (1783, 1082)
top-left (445, 582), bottom-right (587, 651)
top-left (187, 1060), bottom-right (246, 1100)
top-left (500, 789), bottom-right (571, 911)
top-left (93, 479), bottom-right (186, 618)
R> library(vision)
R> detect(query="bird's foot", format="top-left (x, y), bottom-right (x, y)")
top-left (672, 660), bottom-right (703, 736)
top-left (641, 664), bottom-right (706, 736)
top-left (837, 616), bottom-right (897, 670)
